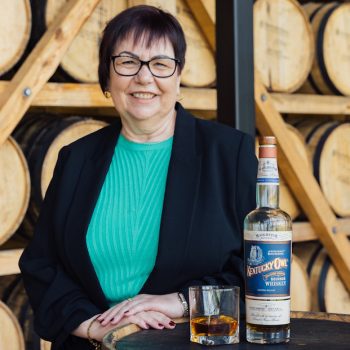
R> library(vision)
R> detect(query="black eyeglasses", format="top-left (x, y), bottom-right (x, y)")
top-left (111, 55), bottom-right (180, 78)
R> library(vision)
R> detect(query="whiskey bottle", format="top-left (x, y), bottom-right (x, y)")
top-left (244, 136), bottom-right (292, 344)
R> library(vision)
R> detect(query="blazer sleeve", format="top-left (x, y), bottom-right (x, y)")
top-left (19, 148), bottom-right (101, 345)
top-left (178, 133), bottom-right (257, 304)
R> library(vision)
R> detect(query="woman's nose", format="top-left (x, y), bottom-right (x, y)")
top-left (135, 64), bottom-right (154, 83)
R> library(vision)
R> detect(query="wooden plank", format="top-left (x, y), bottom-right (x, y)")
top-left (271, 93), bottom-right (350, 115)
top-left (184, 0), bottom-right (215, 52)
top-left (0, 82), bottom-right (217, 112)
top-left (0, 0), bottom-right (102, 146)
top-left (0, 249), bottom-right (23, 276)
top-left (255, 73), bottom-right (350, 292)
top-left (293, 219), bottom-right (350, 242)
top-left (291, 311), bottom-right (350, 323)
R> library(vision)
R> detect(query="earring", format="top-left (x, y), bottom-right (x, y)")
top-left (104, 91), bottom-right (111, 98)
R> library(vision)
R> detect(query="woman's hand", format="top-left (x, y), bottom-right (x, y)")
top-left (73, 310), bottom-right (176, 342)
top-left (72, 314), bottom-right (116, 341)
top-left (98, 293), bottom-right (184, 326)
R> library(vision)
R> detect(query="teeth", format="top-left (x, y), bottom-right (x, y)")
top-left (132, 92), bottom-right (155, 99)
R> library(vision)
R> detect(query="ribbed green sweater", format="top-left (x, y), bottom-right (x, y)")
top-left (86, 134), bottom-right (173, 306)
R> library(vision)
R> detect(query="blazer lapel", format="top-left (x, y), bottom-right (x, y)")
top-left (142, 103), bottom-right (202, 292)
top-left (64, 121), bottom-right (121, 309)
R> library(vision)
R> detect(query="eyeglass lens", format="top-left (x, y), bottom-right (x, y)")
top-left (113, 56), bottom-right (177, 77)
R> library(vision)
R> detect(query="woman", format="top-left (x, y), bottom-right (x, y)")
top-left (19, 5), bottom-right (257, 350)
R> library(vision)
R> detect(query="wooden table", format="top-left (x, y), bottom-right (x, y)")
top-left (102, 312), bottom-right (350, 350)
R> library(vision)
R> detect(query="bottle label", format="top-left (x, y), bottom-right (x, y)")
top-left (244, 230), bottom-right (292, 325)
top-left (257, 158), bottom-right (279, 184)
top-left (245, 298), bottom-right (290, 325)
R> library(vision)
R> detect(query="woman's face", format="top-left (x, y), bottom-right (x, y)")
top-left (109, 35), bottom-right (181, 126)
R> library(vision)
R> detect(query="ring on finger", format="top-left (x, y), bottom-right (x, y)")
top-left (127, 298), bottom-right (133, 302)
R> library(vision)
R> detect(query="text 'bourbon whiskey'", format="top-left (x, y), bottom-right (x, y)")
top-left (244, 136), bottom-right (292, 344)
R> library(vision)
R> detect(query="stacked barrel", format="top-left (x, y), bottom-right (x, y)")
top-left (254, 0), bottom-right (350, 315)
top-left (0, 3), bottom-right (112, 349)
top-left (0, 115), bottom-right (108, 350)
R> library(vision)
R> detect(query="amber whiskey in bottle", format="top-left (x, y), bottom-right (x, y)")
top-left (244, 136), bottom-right (292, 344)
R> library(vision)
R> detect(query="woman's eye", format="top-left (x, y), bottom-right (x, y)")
top-left (121, 60), bottom-right (137, 65)
top-left (153, 60), bottom-right (169, 68)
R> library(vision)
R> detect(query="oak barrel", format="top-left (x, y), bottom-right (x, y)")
top-left (296, 120), bottom-right (350, 217)
top-left (301, 2), bottom-right (350, 96)
top-left (0, 137), bottom-right (30, 245)
top-left (253, 0), bottom-right (314, 92)
top-left (45, 0), bottom-right (127, 82)
top-left (0, 0), bottom-right (32, 76)
top-left (129, 0), bottom-right (176, 15)
top-left (0, 300), bottom-right (25, 350)
top-left (13, 115), bottom-right (108, 230)
top-left (293, 242), bottom-right (350, 314)
top-left (102, 314), bottom-right (350, 350)
top-left (0, 275), bottom-right (50, 350)
top-left (176, 0), bottom-right (216, 87)
top-left (291, 255), bottom-right (312, 311)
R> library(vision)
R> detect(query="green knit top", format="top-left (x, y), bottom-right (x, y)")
top-left (86, 133), bottom-right (173, 306)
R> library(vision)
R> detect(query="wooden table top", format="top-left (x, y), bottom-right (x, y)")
top-left (102, 312), bottom-right (350, 350)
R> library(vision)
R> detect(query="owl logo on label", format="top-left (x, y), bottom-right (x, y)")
top-left (248, 245), bottom-right (264, 266)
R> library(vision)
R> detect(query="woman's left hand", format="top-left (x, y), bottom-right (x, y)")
top-left (98, 293), bottom-right (184, 326)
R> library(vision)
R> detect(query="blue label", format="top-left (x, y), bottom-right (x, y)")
top-left (245, 241), bottom-right (291, 297)
top-left (257, 178), bottom-right (279, 183)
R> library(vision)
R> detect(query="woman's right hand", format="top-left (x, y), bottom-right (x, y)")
top-left (73, 310), bottom-right (176, 342)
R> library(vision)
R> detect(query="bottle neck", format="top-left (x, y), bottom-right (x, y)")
top-left (256, 148), bottom-right (279, 209)
top-left (256, 183), bottom-right (279, 209)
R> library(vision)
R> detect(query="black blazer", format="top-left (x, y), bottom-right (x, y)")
top-left (19, 103), bottom-right (257, 349)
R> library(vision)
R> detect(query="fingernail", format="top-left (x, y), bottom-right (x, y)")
top-left (124, 310), bottom-right (129, 313)
top-left (158, 324), bottom-right (164, 328)
top-left (169, 321), bottom-right (175, 326)
top-left (98, 318), bottom-right (104, 322)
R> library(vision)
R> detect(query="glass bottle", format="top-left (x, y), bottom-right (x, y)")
top-left (244, 136), bottom-right (292, 344)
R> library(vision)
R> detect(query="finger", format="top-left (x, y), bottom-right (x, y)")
top-left (106, 298), bottom-right (145, 325)
top-left (156, 316), bottom-right (176, 329)
top-left (98, 301), bottom-right (127, 321)
top-left (104, 296), bottom-right (149, 325)
top-left (135, 311), bottom-right (168, 330)
top-left (110, 300), bottom-right (146, 324)
top-left (151, 312), bottom-right (175, 329)
top-left (128, 315), bottom-right (149, 330)
top-left (123, 301), bottom-right (154, 317)
top-left (101, 310), bottom-right (126, 326)
top-left (101, 303), bottom-right (131, 326)
top-left (99, 307), bottom-right (123, 324)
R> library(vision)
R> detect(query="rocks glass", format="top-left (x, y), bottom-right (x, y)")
top-left (189, 286), bottom-right (240, 345)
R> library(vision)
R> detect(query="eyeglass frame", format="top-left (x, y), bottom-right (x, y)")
top-left (110, 55), bottom-right (181, 78)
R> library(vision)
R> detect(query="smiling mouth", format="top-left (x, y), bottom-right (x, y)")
top-left (131, 92), bottom-right (156, 99)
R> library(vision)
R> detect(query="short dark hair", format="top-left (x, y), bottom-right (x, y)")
top-left (98, 5), bottom-right (186, 92)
